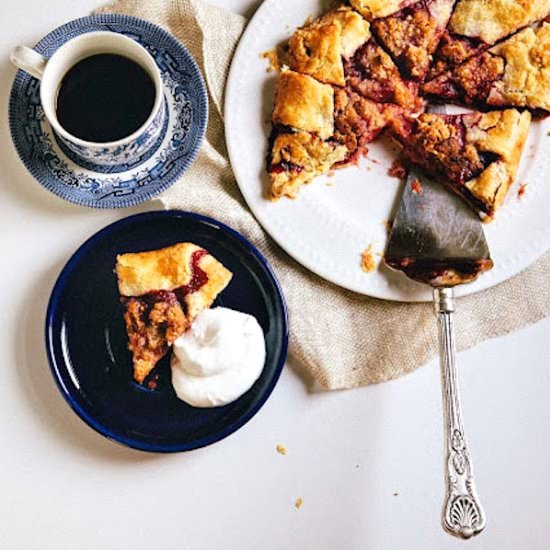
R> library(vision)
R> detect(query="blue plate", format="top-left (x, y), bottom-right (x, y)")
top-left (45, 211), bottom-right (288, 452)
top-left (9, 15), bottom-right (208, 208)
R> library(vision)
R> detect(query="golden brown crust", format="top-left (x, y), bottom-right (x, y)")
top-left (488, 23), bottom-right (550, 111)
top-left (117, 242), bottom-right (202, 297)
top-left (350, 0), bottom-right (415, 20)
top-left (269, 132), bottom-right (347, 199)
top-left (186, 253), bottom-right (234, 319)
top-left (287, 7), bottom-right (370, 86)
top-left (449, 0), bottom-right (550, 44)
top-left (465, 110), bottom-right (531, 213)
top-left (272, 70), bottom-right (335, 139)
top-left (116, 242), bottom-right (232, 300)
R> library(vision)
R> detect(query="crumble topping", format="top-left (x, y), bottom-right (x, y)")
top-left (372, 7), bottom-right (438, 78)
top-left (261, 49), bottom-right (283, 72)
top-left (398, 114), bottom-right (488, 185)
top-left (333, 87), bottom-right (387, 163)
top-left (423, 51), bottom-right (505, 102)
top-left (430, 31), bottom-right (483, 76)
top-left (346, 40), bottom-right (421, 109)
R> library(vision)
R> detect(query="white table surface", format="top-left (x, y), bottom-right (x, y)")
top-left (2, 1), bottom-right (550, 549)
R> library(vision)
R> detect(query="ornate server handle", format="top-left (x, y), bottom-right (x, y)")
top-left (434, 288), bottom-right (486, 539)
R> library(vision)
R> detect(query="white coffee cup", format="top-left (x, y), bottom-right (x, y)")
top-left (11, 31), bottom-right (166, 172)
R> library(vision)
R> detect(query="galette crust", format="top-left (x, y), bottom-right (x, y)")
top-left (288, 6), bottom-right (371, 86)
top-left (272, 70), bottom-right (335, 139)
top-left (449, 0), bottom-right (550, 44)
top-left (116, 242), bottom-right (233, 312)
top-left (488, 22), bottom-right (550, 112)
top-left (269, 132), bottom-right (347, 199)
top-left (465, 110), bottom-right (531, 213)
top-left (349, 0), bottom-right (416, 20)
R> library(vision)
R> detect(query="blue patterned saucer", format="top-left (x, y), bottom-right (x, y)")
top-left (9, 15), bottom-right (208, 209)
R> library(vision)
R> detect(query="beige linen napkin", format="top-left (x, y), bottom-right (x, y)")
top-left (96, 0), bottom-right (550, 390)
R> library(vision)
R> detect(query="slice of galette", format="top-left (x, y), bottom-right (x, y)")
top-left (267, 70), bottom-right (348, 200)
top-left (344, 37), bottom-right (423, 112)
top-left (429, 0), bottom-right (550, 76)
top-left (287, 5), bottom-right (371, 86)
top-left (391, 109), bottom-right (531, 218)
top-left (423, 22), bottom-right (550, 115)
top-left (370, 0), bottom-right (455, 80)
top-left (116, 243), bottom-right (233, 384)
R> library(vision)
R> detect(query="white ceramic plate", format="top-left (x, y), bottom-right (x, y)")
top-left (225, 0), bottom-right (550, 302)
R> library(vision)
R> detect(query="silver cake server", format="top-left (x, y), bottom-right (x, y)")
top-left (384, 106), bottom-right (492, 539)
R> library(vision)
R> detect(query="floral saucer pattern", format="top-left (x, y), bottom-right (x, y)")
top-left (9, 15), bottom-right (208, 208)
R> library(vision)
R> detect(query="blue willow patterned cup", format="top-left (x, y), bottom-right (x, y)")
top-left (10, 31), bottom-right (166, 173)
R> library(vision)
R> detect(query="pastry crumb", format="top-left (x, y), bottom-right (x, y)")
top-left (295, 497), bottom-right (304, 509)
top-left (276, 444), bottom-right (288, 455)
top-left (517, 182), bottom-right (528, 199)
top-left (361, 245), bottom-right (377, 273)
top-left (388, 159), bottom-right (407, 180)
top-left (325, 181), bottom-right (334, 187)
top-left (393, 492), bottom-right (399, 497)
top-left (260, 49), bottom-right (282, 72)
top-left (411, 179), bottom-right (423, 194)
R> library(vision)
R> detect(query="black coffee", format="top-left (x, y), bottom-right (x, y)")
top-left (56, 53), bottom-right (156, 143)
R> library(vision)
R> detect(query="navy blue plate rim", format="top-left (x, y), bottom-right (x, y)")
top-left (9, 14), bottom-right (208, 209)
top-left (45, 210), bottom-right (289, 453)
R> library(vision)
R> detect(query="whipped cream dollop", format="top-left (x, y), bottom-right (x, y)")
top-left (171, 307), bottom-right (266, 408)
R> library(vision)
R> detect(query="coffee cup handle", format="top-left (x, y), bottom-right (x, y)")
top-left (10, 46), bottom-right (48, 79)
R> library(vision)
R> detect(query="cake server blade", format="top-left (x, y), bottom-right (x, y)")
top-left (384, 169), bottom-right (493, 286)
